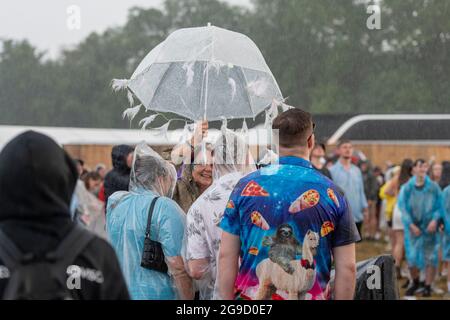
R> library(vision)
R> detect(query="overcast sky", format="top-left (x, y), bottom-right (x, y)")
top-left (0, 0), bottom-right (249, 58)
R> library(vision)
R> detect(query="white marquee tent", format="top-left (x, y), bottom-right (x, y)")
top-left (0, 125), bottom-right (273, 151)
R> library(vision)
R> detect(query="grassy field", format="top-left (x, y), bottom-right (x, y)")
top-left (356, 239), bottom-right (449, 300)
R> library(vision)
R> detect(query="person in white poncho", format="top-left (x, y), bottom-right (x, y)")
top-left (184, 129), bottom-right (256, 300)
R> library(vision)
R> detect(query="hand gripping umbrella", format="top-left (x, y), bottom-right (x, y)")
top-left (113, 24), bottom-right (284, 129)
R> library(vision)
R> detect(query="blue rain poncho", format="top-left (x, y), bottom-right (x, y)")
top-left (443, 186), bottom-right (450, 262)
top-left (106, 143), bottom-right (193, 300)
top-left (397, 176), bottom-right (444, 269)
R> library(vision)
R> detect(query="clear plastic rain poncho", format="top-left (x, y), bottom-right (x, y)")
top-left (106, 143), bottom-right (194, 300)
top-left (183, 129), bottom-right (256, 300)
top-left (73, 180), bottom-right (106, 238)
top-left (397, 176), bottom-right (444, 269)
top-left (212, 128), bottom-right (256, 180)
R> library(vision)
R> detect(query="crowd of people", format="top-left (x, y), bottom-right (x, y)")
top-left (313, 140), bottom-right (450, 298)
top-left (0, 108), bottom-right (449, 300)
top-left (316, 144), bottom-right (450, 298)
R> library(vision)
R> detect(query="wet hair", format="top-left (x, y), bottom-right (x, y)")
top-left (359, 159), bottom-right (370, 166)
top-left (337, 140), bottom-right (352, 148)
top-left (95, 163), bottom-right (106, 172)
top-left (75, 159), bottom-right (84, 167)
top-left (398, 159), bottom-right (414, 188)
top-left (134, 154), bottom-right (169, 188)
top-left (414, 159), bottom-right (426, 167)
top-left (439, 161), bottom-right (450, 189)
top-left (79, 169), bottom-right (89, 180)
top-left (272, 108), bottom-right (313, 148)
top-left (312, 143), bottom-right (326, 153)
top-left (82, 171), bottom-right (101, 190)
top-left (428, 162), bottom-right (443, 181)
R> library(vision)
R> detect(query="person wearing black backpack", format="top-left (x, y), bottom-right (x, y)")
top-left (0, 131), bottom-right (130, 300)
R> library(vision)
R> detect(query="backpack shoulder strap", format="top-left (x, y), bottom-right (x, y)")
top-left (0, 229), bottom-right (24, 269)
top-left (47, 224), bottom-right (96, 267)
top-left (145, 197), bottom-right (159, 238)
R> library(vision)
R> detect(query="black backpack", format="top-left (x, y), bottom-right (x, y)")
top-left (329, 254), bottom-right (400, 300)
top-left (353, 255), bottom-right (400, 300)
top-left (0, 224), bottom-right (95, 300)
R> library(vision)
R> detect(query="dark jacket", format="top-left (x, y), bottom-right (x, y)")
top-left (362, 170), bottom-right (380, 201)
top-left (0, 131), bottom-right (129, 300)
top-left (313, 164), bottom-right (333, 180)
top-left (103, 145), bottom-right (134, 205)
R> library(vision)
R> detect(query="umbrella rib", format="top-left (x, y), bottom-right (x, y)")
top-left (154, 39), bottom-right (169, 67)
top-left (203, 26), bottom-right (215, 120)
top-left (199, 61), bottom-right (207, 121)
top-left (239, 66), bottom-right (256, 119)
top-left (150, 63), bottom-right (173, 106)
top-left (132, 40), bottom-right (170, 80)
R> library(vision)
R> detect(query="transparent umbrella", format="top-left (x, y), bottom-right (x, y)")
top-left (113, 24), bottom-right (284, 124)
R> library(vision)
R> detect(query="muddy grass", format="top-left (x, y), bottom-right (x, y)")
top-left (356, 239), bottom-right (449, 300)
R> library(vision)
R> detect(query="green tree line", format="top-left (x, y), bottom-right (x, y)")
top-left (0, 0), bottom-right (449, 128)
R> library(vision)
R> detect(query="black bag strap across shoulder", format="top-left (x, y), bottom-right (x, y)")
top-left (0, 225), bottom-right (95, 269)
top-left (0, 229), bottom-right (24, 269)
top-left (145, 197), bottom-right (159, 239)
top-left (46, 224), bottom-right (95, 267)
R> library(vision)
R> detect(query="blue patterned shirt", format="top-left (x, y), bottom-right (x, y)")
top-left (219, 156), bottom-right (360, 300)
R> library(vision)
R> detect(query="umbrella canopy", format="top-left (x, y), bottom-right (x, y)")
top-left (114, 25), bottom-right (283, 123)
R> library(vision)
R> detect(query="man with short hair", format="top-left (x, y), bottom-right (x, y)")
top-left (330, 140), bottom-right (368, 237)
top-left (217, 108), bottom-right (359, 300)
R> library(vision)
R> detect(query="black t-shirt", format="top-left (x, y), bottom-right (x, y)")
top-left (313, 164), bottom-right (333, 180)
